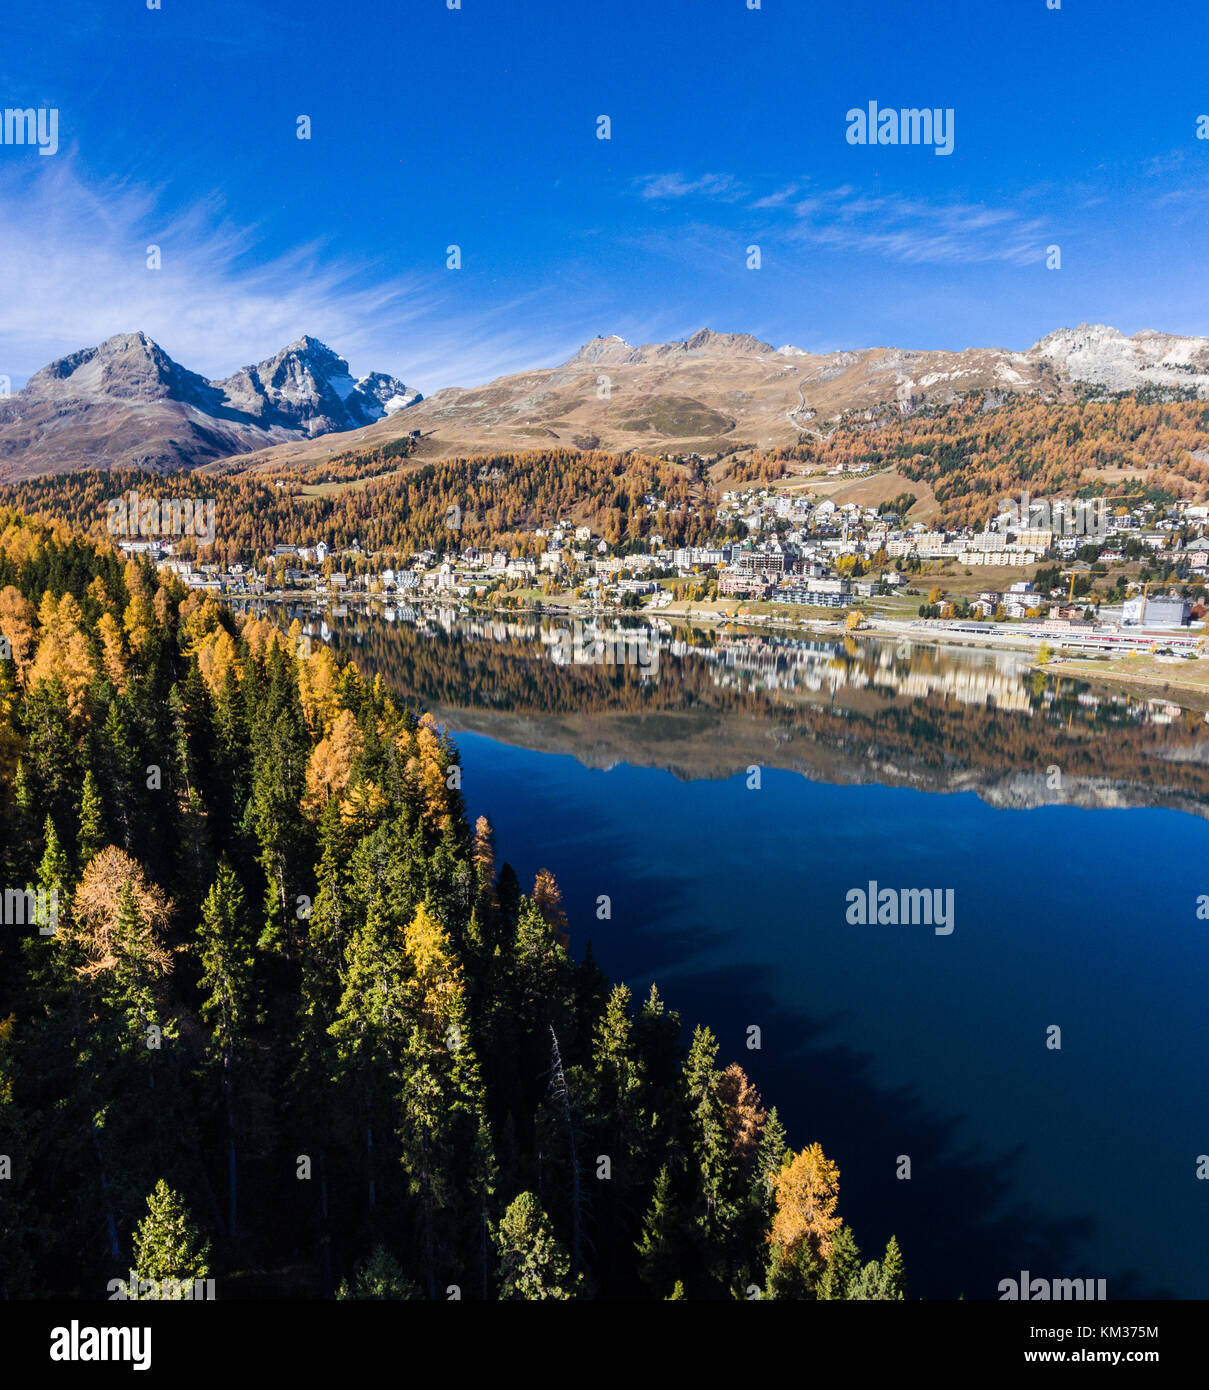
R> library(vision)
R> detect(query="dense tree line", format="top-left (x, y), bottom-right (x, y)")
top-left (0, 449), bottom-right (714, 571)
top-left (0, 509), bottom-right (902, 1300)
top-left (5, 391), bottom-right (1209, 565)
top-left (748, 390), bottom-right (1209, 527)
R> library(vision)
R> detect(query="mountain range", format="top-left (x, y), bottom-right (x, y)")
top-left (3, 322), bottom-right (1209, 482)
top-left (0, 332), bottom-right (420, 481)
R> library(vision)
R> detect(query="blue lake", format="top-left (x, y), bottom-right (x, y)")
top-left (461, 736), bottom-right (1209, 1300)
top-left (281, 601), bottom-right (1209, 1299)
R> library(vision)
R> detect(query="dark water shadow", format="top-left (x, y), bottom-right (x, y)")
top-left (613, 958), bottom-right (1172, 1301)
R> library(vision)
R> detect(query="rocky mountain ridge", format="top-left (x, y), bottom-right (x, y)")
top-left (0, 331), bottom-right (420, 479)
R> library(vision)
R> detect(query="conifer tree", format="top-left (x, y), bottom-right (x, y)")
top-left (493, 1191), bottom-right (574, 1300)
top-left (764, 1236), bottom-right (822, 1301)
top-left (878, 1234), bottom-right (906, 1300)
top-left (819, 1223), bottom-right (861, 1300)
top-left (127, 1179), bottom-right (211, 1297)
top-left (36, 815), bottom-right (69, 921)
top-left (76, 768), bottom-right (106, 866)
top-left (197, 858), bottom-right (255, 1238)
top-left (330, 898), bottom-right (410, 1215)
top-left (635, 1165), bottom-right (682, 1298)
top-left (754, 1106), bottom-right (788, 1203)
top-left (336, 1245), bottom-right (421, 1300)
top-left (769, 1142), bottom-right (842, 1264)
top-left (681, 1026), bottom-right (734, 1223)
top-left (0, 1013), bottom-right (36, 1298)
top-left (848, 1256), bottom-right (886, 1300)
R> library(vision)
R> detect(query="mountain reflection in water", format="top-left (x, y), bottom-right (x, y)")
top-left (232, 598), bottom-right (1209, 817)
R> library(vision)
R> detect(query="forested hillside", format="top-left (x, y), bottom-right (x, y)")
top-left (7, 391), bottom-right (1209, 560)
top-left (755, 390), bottom-right (1209, 527)
top-left (0, 449), bottom-right (713, 568)
top-left (0, 509), bottom-right (903, 1300)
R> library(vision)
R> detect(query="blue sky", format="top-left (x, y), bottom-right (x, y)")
top-left (2, 0), bottom-right (1209, 391)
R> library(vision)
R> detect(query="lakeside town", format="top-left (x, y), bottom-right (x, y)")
top-left (115, 476), bottom-right (1209, 686)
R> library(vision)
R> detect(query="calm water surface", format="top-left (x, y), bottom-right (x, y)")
top-left (248, 600), bottom-right (1209, 1298)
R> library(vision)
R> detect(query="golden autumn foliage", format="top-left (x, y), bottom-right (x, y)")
top-left (297, 643), bottom-right (341, 737)
top-left (194, 626), bottom-right (238, 697)
top-left (473, 815), bottom-right (496, 887)
top-left (533, 868), bottom-right (570, 948)
top-left (717, 1063), bottom-right (767, 1173)
top-left (123, 560), bottom-right (149, 599)
top-left (303, 709), bottom-right (364, 813)
top-left (153, 585), bottom-right (174, 631)
top-left (123, 592), bottom-right (155, 655)
top-left (0, 661), bottom-right (21, 798)
top-left (0, 514), bottom-right (70, 568)
top-left (769, 1142), bottom-right (842, 1263)
top-left (240, 616), bottom-right (290, 660)
top-left (0, 447), bottom-right (714, 565)
top-left (0, 586), bottom-right (37, 681)
top-left (71, 847), bottom-right (174, 979)
top-left (96, 611), bottom-right (129, 691)
top-left (28, 591), bottom-right (95, 718)
top-left (87, 574), bottom-right (117, 616)
top-left (407, 712), bottom-right (457, 832)
top-left (403, 903), bottom-right (462, 1037)
top-left (180, 595), bottom-right (225, 651)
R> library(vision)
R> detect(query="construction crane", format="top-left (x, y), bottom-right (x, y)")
top-left (1058, 567), bottom-right (1088, 607)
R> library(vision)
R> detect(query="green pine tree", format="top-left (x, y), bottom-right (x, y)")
top-left (849, 1257), bottom-right (886, 1300)
top-left (337, 1245), bottom-right (421, 1299)
top-left (635, 1165), bottom-right (682, 1298)
top-left (878, 1234), bottom-right (906, 1299)
top-left (818, 1222), bottom-right (861, 1300)
top-left (127, 1180), bottom-right (210, 1298)
top-left (197, 858), bottom-right (255, 1238)
top-left (36, 815), bottom-right (70, 932)
top-left (493, 1191), bottom-right (575, 1300)
top-left (77, 768), bottom-right (106, 866)
top-left (764, 1238), bottom-right (822, 1301)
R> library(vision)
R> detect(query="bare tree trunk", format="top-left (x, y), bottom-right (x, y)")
top-left (90, 1115), bottom-right (122, 1265)
top-left (319, 1150), bottom-right (332, 1297)
top-left (70, 984), bottom-right (121, 1264)
top-left (549, 1028), bottom-right (582, 1279)
top-left (224, 1053), bottom-right (237, 1239)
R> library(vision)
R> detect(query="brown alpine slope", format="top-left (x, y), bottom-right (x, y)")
top-left (215, 322), bottom-right (1209, 476)
top-left (7, 321), bottom-right (1209, 481)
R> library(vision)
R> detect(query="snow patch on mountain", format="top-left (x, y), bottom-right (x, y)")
top-left (1027, 323), bottom-right (1209, 391)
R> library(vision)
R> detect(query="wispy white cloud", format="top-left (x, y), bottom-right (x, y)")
top-left (0, 160), bottom-right (576, 392)
top-left (635, 172), bottom-right (748, 203)
top-left (773, 183), bottom-right (1047, 265)
top-left (632, 172), bottom-right (1051, 267)
top-left (780, 186), bottom-right (1049, 265)
top-left (750, 183), bottom-right (800, 209)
